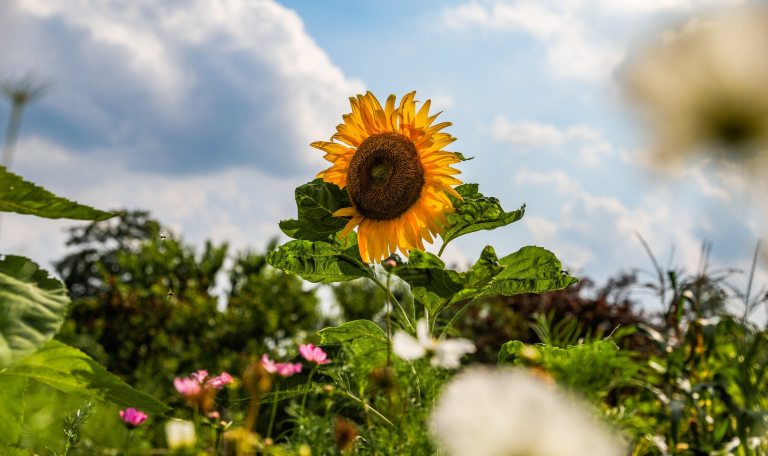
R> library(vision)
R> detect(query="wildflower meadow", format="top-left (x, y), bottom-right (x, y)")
top-left (2, 2), bottom-right (768, 456)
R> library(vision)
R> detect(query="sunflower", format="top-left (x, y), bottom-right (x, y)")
top-left (311, 91), bottom-right (463, 263)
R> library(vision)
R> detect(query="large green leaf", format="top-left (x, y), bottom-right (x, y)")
top-left (439, 184), bottom-right (525, 255)
top-left (453, 246), bottom-right (577, 303)
top-left (266, 235), bottom-right (373, 284)
top-left (0, 166), bottom-right (115, 221)
top-left (0, 255), bottom-right (70, 367)
top-left (0, 376), bottom-right (27, 446)
top-left (318, 320), bottom-right (387, 369)
top-left (391, 250), bottom-right (463, 315)
top-left (318, 319), bottom-right (387, 344)
top-left (279, 179), bottom-right (350, 241)
top-left (3, 340), bottom-right (170, 415)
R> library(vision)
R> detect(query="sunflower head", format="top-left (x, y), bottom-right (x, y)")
top-left (311, 91), bottom-right (463, 263)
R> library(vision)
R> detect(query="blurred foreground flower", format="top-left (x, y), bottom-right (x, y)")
top-left (312, 91), bottom-right (464, 263)
top-left (119, 407), bottom-right (148, 428)
top-left (393, 319), bottom-right (475, 369)
top-left (261, 354), bottom-right (302, 377)
top-left (166, 419), bottom-right (196, 450)
top-left (299, 343), bottom-right (330, 365)
top-left (173, 369), bottom-right (233, 412)
top-left (625, 7), bottom-right (768, 168)
top-left (431, 368), bottom-right (625, 456)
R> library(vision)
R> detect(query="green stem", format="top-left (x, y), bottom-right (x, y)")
top-left (267, 383), bottom-right (280, 439)
top-left (385, 272), bottom-right (392, 367)
top-left (372, 277), bottom-right (413, 331)
top-left (299, 366), bottom-right (317, 417)
top-left (338, 390), bottom-right (394, 428)
top-left (438, 297), bottom-right (477, 338)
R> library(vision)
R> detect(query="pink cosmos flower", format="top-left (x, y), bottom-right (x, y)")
top-left (299, 343), bottom-right (330, 365)
top-left (119, 407), bottom-right (148, 427)
top-left (207, 372), bottom-right (233, 390)
top-left (190, 369), bottom-right (208, 383)
top-left (174, 377), bottom-right (202, 397)
top-left (261, 354), bottom-right (302, 377)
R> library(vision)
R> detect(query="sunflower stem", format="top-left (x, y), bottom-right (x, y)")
top-left (438, 297), bottom-right (478, 339)
top-left (372, 277), bottom-right (413, 331)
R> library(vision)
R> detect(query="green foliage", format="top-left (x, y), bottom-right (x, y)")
top-left (0, 376), bottom-right (27, 446)
top-left (499, 339), bottom-right (640, 401)
top-left (0, 166), bottom-right (114, 221)
top-left (3, 340), bottom-right (169, 415)
top-left (279, 179), bottom-right (350, 241)
top-left (438, 183), bottom-right (525, 255)
top-left (390, 250), bottom-right (463, 315)
top-left (0, 255), bottom-right (70, 367)
top-left (392, 245), bottom-right (577, 316)
top-left (57, 211), bottom-right (321, 401)
top-left (266, 234), bottom-right (373, 284)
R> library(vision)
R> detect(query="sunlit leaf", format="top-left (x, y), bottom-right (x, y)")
top-left (4, 340), bottom-right (170, 415)
top-left (0, 376), bottom-right (26, 445)
top-left (266, 235), bottom-right (373, 284)
top-left (0, 255), bottom-right (70, 367)
top-left (439, 184), bottom-right (524, 255)
top-left (0, 166), bottom-right (115, 221)
top-left (318, 320), bottom-right (388, 369)
top-left (453, 246), bottom-right (577, 303)
top-left (279, 179), bottom-right (350, 241)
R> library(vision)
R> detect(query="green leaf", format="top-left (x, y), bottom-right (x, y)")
top-left (4, 340), bottom-right (170, 415)
top-left (0, 376), bottom-right (27, 446)
top-left (318, 320), bottom-right (387, 369)
top-left (439, 184), bottom-right (525, 255)
top-left (453, 246), bottom-right (577, 303)
top-left (279, 179), bottom-right (350, 241)
top-left (0, 166), bottom-right (115, 221)
top-left (391, 250), bottom-right (463, 315)
top-left (497, 340), bottom-right (527, 365)
top-left (318, 319), bottom-right (386, 344)
top-left (0, 255), bottom-right (70, 367)
top-left (266, 235), bottom-right (373, 284)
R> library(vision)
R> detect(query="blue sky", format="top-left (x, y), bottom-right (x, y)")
top-left (2, 0), bottom-right (765, 318)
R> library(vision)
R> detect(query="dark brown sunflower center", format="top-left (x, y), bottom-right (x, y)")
top-left (347, 132), bottom-right (424, 220)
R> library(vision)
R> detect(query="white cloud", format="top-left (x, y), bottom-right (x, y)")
top-left (492, 117), bottom-right (612, 166)
top-left (2, 0), bottom-right (363, 175)
top-left (513, 167), bottom-right (706, 276)
top-left (5, 135), bottom-right (302, 268)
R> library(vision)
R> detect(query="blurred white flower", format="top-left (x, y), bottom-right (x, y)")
top-left (165, 419), bottom-right (196, 450)
top-left (431, 368), bottom-right (626, 456)
top-left (392, 319), bottom-right (475, 369)
top-left (625, 7), bottom-right (768, 169)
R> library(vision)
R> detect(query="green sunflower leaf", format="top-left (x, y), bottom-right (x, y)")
top-left (0, 166), bottom-right (115, 221)
top-left (452, 246), bottom-right (577, 304)
top-left (318, 320), bottom-right (387, 371)
top-left (0, 376), bottom-right (27, 446)
top-left (391, 250), bottom-right (463, 315)
top-left (2, 340), bottom-right (170, 415)
top-left (279, 179), bottom-right (350, 241)
top-left (266, 235), bottom-right (373, 284)
top-left (438, 184), bottom-right (525, 256)
top-left (0, 255), bottom-right (70, 368)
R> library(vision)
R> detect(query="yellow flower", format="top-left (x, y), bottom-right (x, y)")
top-left (312, 92), bottom-right (463, 263)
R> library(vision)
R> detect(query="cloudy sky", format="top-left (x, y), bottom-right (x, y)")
top-left (2, 0), bottom-right (765, 318)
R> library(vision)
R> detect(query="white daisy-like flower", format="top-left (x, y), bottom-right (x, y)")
top-left (625, 6), bottom-right (768, 169)
top-left (392, 319), bottom-right (475, 369)
top-left (431, 368), bottom-right (626, 456)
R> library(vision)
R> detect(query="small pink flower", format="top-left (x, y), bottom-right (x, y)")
top-left (261, 354), bottom-right (303, 377)
top-left (206, 372), bottom-right (233, 389)
top-left (190, 369), bottom-right (208, 383)
top-left (208, 411), bottom-right (221, 420)
top-left (299, 343), bottom-right (330, 365)
top-left (174, 377), bottom-right (202, 397)
top-left (119, 408), bottom-right (148, 427)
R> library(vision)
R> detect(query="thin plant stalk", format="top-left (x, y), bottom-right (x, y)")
top-left (267, 382), bottom-right (280, 439)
